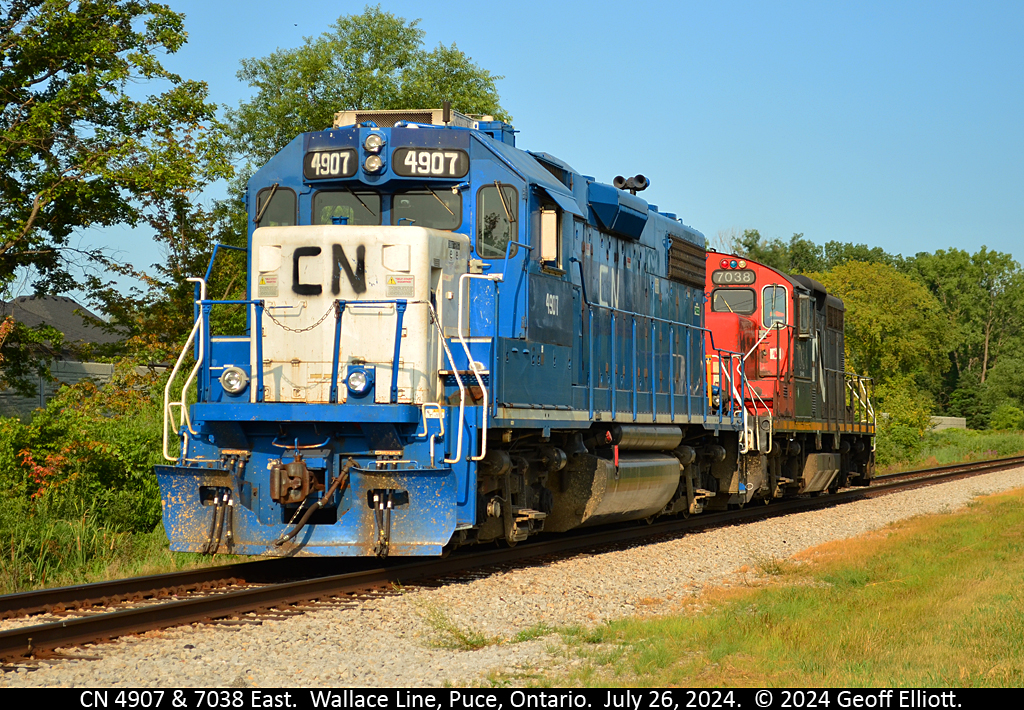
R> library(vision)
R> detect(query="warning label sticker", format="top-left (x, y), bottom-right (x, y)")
top-left (386, 274), bottom-right (415, 298)
top-left (258, 273), bottom-right (279, 297)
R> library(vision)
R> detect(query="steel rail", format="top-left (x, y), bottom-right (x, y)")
top-left (873, 453), bottom-right (1024, 482)
top-left (0, 559), bottom-right (316, 619)
top-left (0, 556), bottom-right (389, 620)
top-left (3, 454), bottom-right (1024, 662)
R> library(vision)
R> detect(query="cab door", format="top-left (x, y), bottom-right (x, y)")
top-left (470, 163), bottom-right (527, 341)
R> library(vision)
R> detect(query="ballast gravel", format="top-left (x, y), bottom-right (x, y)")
top-left (4, 466), bottom-right (1024, 688)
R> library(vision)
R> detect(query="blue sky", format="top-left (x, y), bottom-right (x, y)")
top-left (86, 0), bottom-right (1024, 292)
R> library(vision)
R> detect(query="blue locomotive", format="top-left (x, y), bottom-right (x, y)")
top-left (156, 108), bottom-right (868, 557)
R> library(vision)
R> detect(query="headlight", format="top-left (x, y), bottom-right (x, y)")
top-left (363, 154), bottom-right (384, 173)
top-left (347, 368), bottom-right (371, 395)
top-left (220, 366), bottom-right (249, 395)
top-left (363, 132), bottom-right (385, 152)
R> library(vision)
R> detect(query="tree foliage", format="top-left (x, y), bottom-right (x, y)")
top-left (811, 261), bottom-right (948, 387)
top-left (0, 0), bottom-right (230, 292)
top-left (736, 229), bottom-right (903, 274)
top-left (906, 247), bottom-right (1024, 385)
top-left (0, 0), bottom-right (232, 378)
top-left (227, 4), bottom-right (509, 175)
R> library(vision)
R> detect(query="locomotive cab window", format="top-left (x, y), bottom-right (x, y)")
top-left (539, 205), bottom-right (561, 269)
top-left (312, 190), bottom-right (381, 226)
top-left (255, 186), bottom-right (296, 227)
top-left (711, 288), bottom-right (755, 315)
top-left (476, 183), bottom-right (518, 258)
top-left (763, 284), bottom-right (788, 328)
top-left (391, 189), bottom-right (462, 230)
top-left (797, 294), bottom-right (813, 337)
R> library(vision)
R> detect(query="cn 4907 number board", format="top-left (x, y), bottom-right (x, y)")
top-left (303, 149), bottom-right (358, 180)
top-left (393, 148), bottom-right (469, 178)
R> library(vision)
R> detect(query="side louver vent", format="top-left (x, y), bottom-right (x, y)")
top-left (667, 237), bottom-right (706, 290)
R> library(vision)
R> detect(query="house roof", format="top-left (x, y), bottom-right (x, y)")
top-left (0, 296), bottom-right (121, 346)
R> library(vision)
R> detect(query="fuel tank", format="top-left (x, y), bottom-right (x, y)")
top-left (544, 452), bottom-right (681, 532)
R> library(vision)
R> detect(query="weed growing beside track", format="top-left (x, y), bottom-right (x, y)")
top-left (537, 486), bottom-right (1024, 687)
top-left (0, 511), bottom-right (226, 594)
top-left (914, 428), bottom-right (1024, 468)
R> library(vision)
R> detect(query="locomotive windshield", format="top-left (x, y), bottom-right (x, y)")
top-left (391, 189), bottom-right (462, 230)
top-left (312, 190), bottom-right (381, 225)
top-left (255, 187), bottom-right (296, 227)
top-left (711, 288), bottom-right (755, 315)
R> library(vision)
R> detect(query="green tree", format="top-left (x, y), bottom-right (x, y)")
top-left (821, 241), bottom-right (903, 271)
top-left (988, 403), bottom-right (1024, 431)
top-left (0, 0), bottom-right (232, 379)
top-left (873, 375), bottom-right (934, 465)
top-left (812, 261), bottom-right (949, 387)
top-left (908, 247), bottom-right (1024, 386)
top-left (982, 356), bottom-right (1024, 412)
top-left (227, 4), bottom-right (509, 175)
top-left (736, 230), bottom-right (901, 274)
top-left (735, 230), bottom-right (824, 273)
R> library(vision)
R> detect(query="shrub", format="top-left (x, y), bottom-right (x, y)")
top-left (874, 376), bottom-right (933, 466)
top-left (0, 361), bottom-right (165, 532)
top-left (988, 403), bottom-right (1024, 432)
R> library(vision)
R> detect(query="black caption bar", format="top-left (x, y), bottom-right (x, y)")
top-left (0, 688), bottom-right (998, 710)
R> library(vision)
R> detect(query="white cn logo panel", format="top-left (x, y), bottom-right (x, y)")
top-left (251, 226), bottom-right (454, 405)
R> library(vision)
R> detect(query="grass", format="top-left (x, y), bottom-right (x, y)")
top-left (416, 602), bottom-right (561, 652)
top-left (511, 623), bottom-right (557, 644)
top-left (749, 551), bottom-right (790, 577)
top-left (917, 428), bottom-right (1024, 465)
top-left (879, 428), bottom-right (1024, 474)
top-left (0, 505), bottom-right (238, 595)
top-left (538, 486), bottom-right (1024, 687)
top-left (419, 602), bottom-right (498, 650)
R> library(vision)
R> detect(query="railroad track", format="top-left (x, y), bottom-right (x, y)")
top-left (3, 453), bottom-right (1023, 664)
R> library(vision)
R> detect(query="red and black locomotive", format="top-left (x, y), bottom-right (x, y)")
top-left (705, 253), bottom-right (875, 501)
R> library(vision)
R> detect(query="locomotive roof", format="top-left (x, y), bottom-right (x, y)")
top-left (252, 118), bottom-right (704, 248)
top-left (477, 132), bottom-right (586, 213)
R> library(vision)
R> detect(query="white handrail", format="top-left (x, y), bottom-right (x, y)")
top-left (739, 323), bottom-right (782, 454)
top-left (716, 356), bottom-right (750, 451)
top-left (177, 278), bottom-right (208, 438)
top-left (162, 278), bottom-right (206, 462)
top-left (427, 300), bottom-right (467, 464)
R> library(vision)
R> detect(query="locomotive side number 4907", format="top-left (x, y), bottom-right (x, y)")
top-left (546, 293), bottom-right (559, 316)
